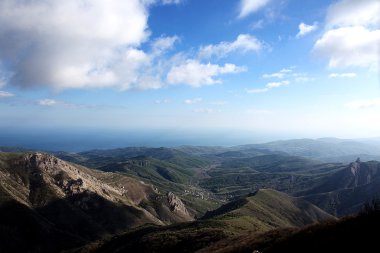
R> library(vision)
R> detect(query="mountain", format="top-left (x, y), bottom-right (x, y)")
top-left (299, 159), bottom-right (380, 216)
top-left (80, 189), bottom-right (334, 253)
top-left (0, 152), bottom-right (194, 253)
top-left (238, 138), bottom-right (380, 161)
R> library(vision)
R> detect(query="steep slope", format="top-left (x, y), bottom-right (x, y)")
top-left (299, 159), bottom-right (380, 216)
top-left (56, 148), bottom-right (220, 215)
top-left (81, 189), bottom-right (334, 253)
top-left (0, 152), bottom-right (194, 253)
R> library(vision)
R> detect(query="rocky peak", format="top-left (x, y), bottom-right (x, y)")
top-left (167, 192), bottom-right (191, 218)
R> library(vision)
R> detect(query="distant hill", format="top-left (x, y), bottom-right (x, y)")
top-left (237, 138), bottom-right (380, 161)
top-left (0, 152), bottom-right (194, 253)
top-left (56, 147), bottom-right (211, 169)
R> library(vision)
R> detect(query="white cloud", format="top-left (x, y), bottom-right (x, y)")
top-left (293, 73), bottom-right (314, 82)
top-left (262, 68), bottom-right (292, 79)
top-left (151, 36), bottom-right (179, 56)
top-left (266, 80), bottom-right (289, 88)
top-left (326, 0), bottom-right (380, 28)
top-left (314, 26), bottom-right (380, 69)
top-left (345, 98), bottom-right (380, 109)
top-left (36, 99), bottom-right (58, 106)
top-left (296, 22), bottom-right (318, 38)
top-left (199, 34), bottom-right (263, 59)
top-left (238, 0), bottom-right (271, 18)
top-left (246, 80), bottom-right (289, 94)
top-left (0, 91), bottom-right (14, 97)
top-left (167, 60), bottom-right (246, 87)
top-left (246, 88), bottom-right (269, 93)
top-left (263, 73), bottom-right (285, 79)
top-left (329, 72), bottom-right (357, 78)
top-left (0, 0), bottom-right (182, 91)
top-left (184, 98), bottom-right (202, 104)
top-left (314, 0), bottom-right (380, 71)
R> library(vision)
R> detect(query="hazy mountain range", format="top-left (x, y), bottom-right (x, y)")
top-left (1, 137), bottom-right (380, 252)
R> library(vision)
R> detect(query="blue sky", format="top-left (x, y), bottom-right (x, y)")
top-left (0, 0), bottom-right (379, 148)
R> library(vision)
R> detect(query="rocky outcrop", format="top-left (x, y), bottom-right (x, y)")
top-left (167, 191), bottom-right (192, 219)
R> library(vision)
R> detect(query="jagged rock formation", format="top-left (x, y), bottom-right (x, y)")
top-left (167, 191), bottom-right (192, 219)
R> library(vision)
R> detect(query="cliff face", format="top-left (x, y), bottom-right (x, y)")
top-left (167, 191), bottom-right (192, 220)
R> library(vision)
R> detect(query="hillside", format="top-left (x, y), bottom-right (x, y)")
top-left (79, 189), bottom-right (333, 253)
top-left (299, 159), bottom-right (380, 216)
top-left (56, 147), bottom-right (211, 169)
top-left (199, 210), bottom-right (380, 253)
top-left (199, 154), bottom-right (345, 199)
top-left (202, 189), bottom-right (334, 232)
top-left (0, 152), bottom-right (194, 253)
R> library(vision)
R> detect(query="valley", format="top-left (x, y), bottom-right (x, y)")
top-left (1, 137), bottom-right (380, 253)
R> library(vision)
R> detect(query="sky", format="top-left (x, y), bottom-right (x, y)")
top-left (0, 0), bottom-right (380, 149)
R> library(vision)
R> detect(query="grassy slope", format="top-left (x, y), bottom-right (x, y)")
top-left (199, 210), bottom-right (380, 253)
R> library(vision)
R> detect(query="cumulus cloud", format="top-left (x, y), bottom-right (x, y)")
top-left (184, 98), bottom-right (202, 104)
top-left (326, 0), bottom-right (380, 28)
top-left (314, 26), bottom-right (380, 69)
top-left (238, 0), bottom-right (271, 18)
top-left (167, 60), bottom-right (246, 87)
top-left (0, 91), bottom-right (14, 97)
top-left (296, 22), bottom-right (318, 38)
top-left (329, 72), bottom-right (357, 78)
top-left (345, 98), bottom-right (380, 109)
top-left (0, 0), bottom-right (184, 91)
top-left (314, 0), bottom-right (380, 70)
top-left (199, 34), bottom-right (263, 59)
